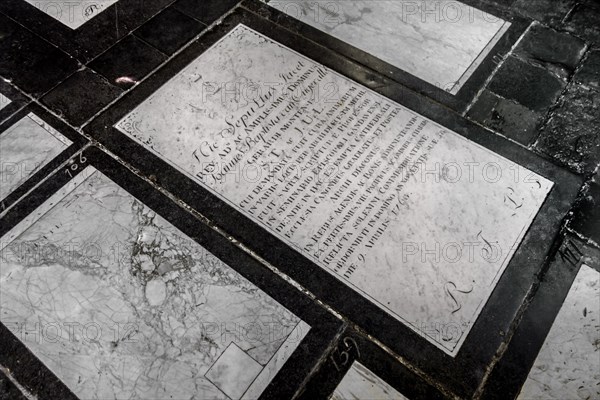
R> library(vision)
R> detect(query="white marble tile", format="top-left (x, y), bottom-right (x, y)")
top-left (115, 24), bottom-right (552, 355)
top-left (518, 264), bottom-right (600, 400)
top-left (24, 0), bottom-right (119, 29)
top-left (0, 167), bottom-right (308, 399)
top-left (242, 321), bottom-right (309, 400)
top-left (206, 343), bottom-right (263, 399)
top-left (0, 93), bottom-right (10, 111)
top-left (331, 361), bottom-right (407, 400)
top-left (266, 0), bottom-right (510, 94)
top-left (0, 113), bottom-right (72, 202)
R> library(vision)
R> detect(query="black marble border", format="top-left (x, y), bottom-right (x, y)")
top-left (0, 145), bottom-right (343, 400)
top-left (84, 8), bottom-right (582, 397)
top-left (0, 0), bottom-right (175, 62)
top-left (242, 0), bottom-right (530, 112)
top-left (480, 236), bottom-right (600, 399)
top-left (0, 368), bottom-right (28, 400)
top-left (297, 327), bottom-right (447, 400)
top-left (0, 321), bottom-right (77, 399)
top-left (0, 79), bottom-right (29, 124)
top-left (0, 103), bottom-right (87, 217)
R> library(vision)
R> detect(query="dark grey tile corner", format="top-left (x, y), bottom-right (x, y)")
top-left (134, 7), bottom-right (206, 55)
top-left (41, 68), bottom-right (123, 126)
top-left (89, 34), bottom-right (167, 89)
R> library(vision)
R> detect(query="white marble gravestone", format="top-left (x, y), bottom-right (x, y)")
top-left (265, 0), bottom-right (510, 94)
top-left (0, 93), bottom-right (10, 111)
top-left (331, 361), bottom-right (407, 400)
top-left (0, 167), bottom-right (309, 399)
top-left (24, 0), bottom-right (119, 29)
top-left (0, 113), bottom-right (71, 203)
top-left (518, 265), bottom-right (600, 400)
top-left (115, 24), bottom-right (552, 355)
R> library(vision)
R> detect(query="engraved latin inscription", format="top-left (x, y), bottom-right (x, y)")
top-left (116, 25), bottom-right (553, 355)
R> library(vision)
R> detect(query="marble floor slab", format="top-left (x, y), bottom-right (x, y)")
top-left (518, 264), bottom-right (600, 400)
top-left (264, 0), bottom-right (510, 94)
top-left (331, 361), bottom-right (407, 400)
top-left (0, 113), bottom-right (71, 203)
top-left (24, 0), bottom-right (119, 29)
top-left (115, 24), bottom-right (552, 355)
top-left (0, 166), bottom-right (309, 399)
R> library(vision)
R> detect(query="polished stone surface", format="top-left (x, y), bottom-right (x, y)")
top-left (331, 361), bottom-right (407, 400)
top-left (265, 0), bottom-right (510, 93)
top-left (133, 7), bottom-right (206, 56)
top-left (0, 167), bottom-right (308, 399)
top-left (0, 113), bottom-right (71, 202)
top-left (41, 68), bottom-right (124, 127)
top-left (116, 24), bottom-right (552, 355)
top-left (88, 35), bottom-right (167, 89)
top-left (1, 0), bottom-right (598, 397)
top-left (518, 264), bottom-right (600, 400)
top-left (0, 13), bottom-right (79, 97)
top-left (24, 0), bottom-right (119, 29)
top-left (205, 343), bottom-right (263, 400)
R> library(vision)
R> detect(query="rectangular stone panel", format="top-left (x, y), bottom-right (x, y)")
top-left (332, 361), bottom-right (407, 400)
top-left (265, 0), bottom-right (510, 94)
top-left (24, 0), bottom-right (119, 29)
top-left (0, 166), bottom-right (309, 399)
top-left (115, 24), bottom-right (552, 355)
top-left (518, 264), bottom-right (599, 400)
top-left (0, 113), bottom-right (72, 202)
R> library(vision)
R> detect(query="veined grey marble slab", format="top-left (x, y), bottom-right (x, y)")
top-left (115, 24), bottom-right (552, 355)
top-left (331, 361), bottom-right (407, 400)
top-left (265, 0), bottom-right (510, 94)
top-left (24, 0), bottom-right (119, 29)
top-left (0, 167), bottom-right (309, 399)
top-left (0, 93), bottom-right (10, 111)
top-left (518, 265), bottom-right (600, 400)
top-left (0, 113), bottom-right (71, 202)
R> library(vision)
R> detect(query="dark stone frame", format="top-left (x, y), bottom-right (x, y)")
top-left (242, 0), bottom-right (530, 112)
top-left (0, 145), bottom-right (343, 400)
top-left (298, 326), bottom-right (448, 400)
top-left (83, 8), bottom-right (582, 397)
top-left (0, 79), bottom-right (29, 124)
top-left (0, 103), bottom-right (87, 217)
top-left (480, 235), bottom-right (600, 399)
top-left (0, 0), bottom-right (176, 62)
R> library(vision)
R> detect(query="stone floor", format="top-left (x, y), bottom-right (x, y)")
top-left (0, 1), bottom-right (598, 399)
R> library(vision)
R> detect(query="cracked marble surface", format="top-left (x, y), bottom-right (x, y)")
top-left (518, 264), bottom-right (600, 400)
top-left (0, 167), bottom-right (308, 399)
top-left (331, 361), bottom-right (407, 400)
top-left (24, 0), bottom-right (119, 29)
top-left (265, 0), bottom-right (510, 93)
top-left (115, 24), bottom-right (552, 355)
top-left (0, 113), bottom-right (71, 203)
